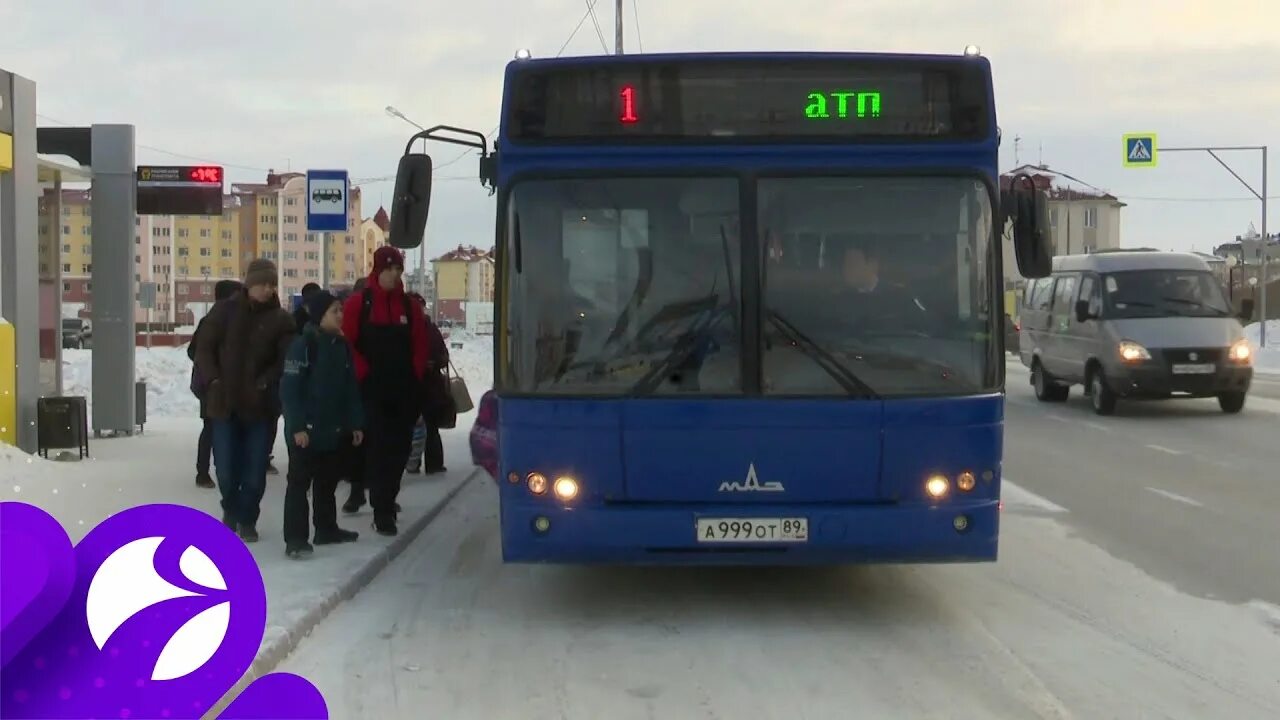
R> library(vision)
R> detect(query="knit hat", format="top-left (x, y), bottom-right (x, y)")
top-left (304, 290), bottom-right (339, 325)
top-left (372, 246), bottom-right (405, 274)
top-left (213, 279), bottom-right (242, 301)
top-left (244, 258), bottom-right (278, 288)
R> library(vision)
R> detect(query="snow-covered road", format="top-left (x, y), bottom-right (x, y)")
top-left (278, 476), bottom-right (1280, 719)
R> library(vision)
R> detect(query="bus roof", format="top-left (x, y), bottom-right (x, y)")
top-left (506, 50), bottom-right (989, 69)
top-left (1051, 251), bottom-right (1213, 274)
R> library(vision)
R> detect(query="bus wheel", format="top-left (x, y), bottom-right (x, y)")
top-left (1217, 392), bottom-right (1246, 414)
top-left (1090, 369), bottom-right (1117, 416)
top-left (1033, 360), bottom-right (1069, 402)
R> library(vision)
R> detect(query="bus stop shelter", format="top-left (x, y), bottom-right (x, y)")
top-left (2, 67), bottom-right (138, 453)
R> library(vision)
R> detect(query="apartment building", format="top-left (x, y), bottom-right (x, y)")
top-left (39, 169), bottom-right (375, 326)
top-left (432, 244), bottom-right (495, 325)
top-left (38, 190), bottom-right (241, 325)
top-left (999, 165), bottom-right (1126, 286)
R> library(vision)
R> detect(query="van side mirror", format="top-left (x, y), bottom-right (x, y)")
top-left (1002, 173), bottom-right (1054, 279)
top-left (1238, 297), bottom-right (1255, 323)
top-left (389, 153), bottom-right (433, 249)
top-left (1074, 299), bottom-right (1092, 323)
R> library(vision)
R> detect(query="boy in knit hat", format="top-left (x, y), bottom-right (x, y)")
top-left (195, 258), bottom-right (296, 541)
top-left (280, 290), bottom-right (364, 557)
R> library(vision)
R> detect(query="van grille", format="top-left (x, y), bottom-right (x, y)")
top-left (1160, 348), bottom-right (1223, 365)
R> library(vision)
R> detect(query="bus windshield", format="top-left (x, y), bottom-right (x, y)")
top-left (504, 177), bottom-right (742, 396)
top-left (502, 175), bottom-right (996, 397)
top-left (760, 176), bottom-right (996, 396)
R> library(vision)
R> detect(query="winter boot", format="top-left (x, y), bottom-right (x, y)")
top-left (238, 524), bottom-right (260, 543)
top-left (373, 516), bottom-right (398, 537)
top-left (285, 542), bottom-right (314, 559)
top-left (313, 528), bottom-right (359, 545)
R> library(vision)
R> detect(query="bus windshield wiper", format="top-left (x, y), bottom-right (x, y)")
top-left (629, 304), bottom-right (722, 395)
top-left (767, 310), bottom-right (879, 398)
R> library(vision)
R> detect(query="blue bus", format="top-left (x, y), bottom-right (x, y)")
top-left (388, 50), bottom-right (1052, 564)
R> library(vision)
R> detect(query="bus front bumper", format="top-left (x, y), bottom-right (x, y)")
top-left (500, 500), bottom-right (999, 565)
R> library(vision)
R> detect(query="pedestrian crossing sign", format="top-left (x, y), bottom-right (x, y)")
top-left (1123, 133), bottom-right (1158, 167)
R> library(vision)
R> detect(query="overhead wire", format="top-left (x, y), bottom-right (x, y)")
top-left (632, 0), bottom-right (643, 52)
top-left (425, 0), bottom-right (610, 174)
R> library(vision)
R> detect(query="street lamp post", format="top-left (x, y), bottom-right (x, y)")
top-left (1156, 145), bottom-right (1268, 347)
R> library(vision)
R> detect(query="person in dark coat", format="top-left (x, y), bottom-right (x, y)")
top-left (195, 259), bottom-right (297, 542)
top-left (293, 282), bottom-right (322, 331)
top-left (406, 292), bottom-right (449, 474)
top-left (190, 279), bottom-right (242, 488)
top-left (340, 246), bottom-right (431, 535)
top-left (280, 290), bottom-right (364, 558)
top-left (268, 282), bottom-right (323, 477)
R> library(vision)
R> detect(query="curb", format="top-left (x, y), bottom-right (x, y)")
top-left (207, 468), bottom-right (477, 717)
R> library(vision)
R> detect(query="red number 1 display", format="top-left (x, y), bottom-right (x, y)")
top-left (619, 85), bottom-right (639, 124)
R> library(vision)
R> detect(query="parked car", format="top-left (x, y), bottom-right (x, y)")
top-left (62, 318), bottom-right (92, 349)
top-left (1018, 250), bottom-right (1254, 415)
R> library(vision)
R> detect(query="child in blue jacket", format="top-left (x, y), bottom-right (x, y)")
top-left (280, 290), bottom-right (365, 558)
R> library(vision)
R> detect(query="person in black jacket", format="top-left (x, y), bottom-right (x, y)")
top-left (268, 282), bottom-right (323, 477)
top-left (292, 282), bottom-right (322, 331)
top-left (280, 290), bottom-right (364, 558)
top-left (190, 279), bottom-right (243, 488)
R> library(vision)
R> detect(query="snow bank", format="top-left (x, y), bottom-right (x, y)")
top-left (62, 347), bottom-right (200, 421)
top-left (56, 330), bottom-right (494, 423)
top-left (1243, 320), bottom-right (1280, 374)
top-left (441, 328), bottom-right (494, 399)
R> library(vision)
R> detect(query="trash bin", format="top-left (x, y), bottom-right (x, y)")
top-left (135, 380), bottom-right (147, 433)
top-left (37, 396), bottom-right (90, 459)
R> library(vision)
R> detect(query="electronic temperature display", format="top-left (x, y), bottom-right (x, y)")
top-left (507, 57), bottom-right (990, 143)
top-left (136, 165), bottom-right (224, 216)
top-left (187, 166), bottom-right (222, 183)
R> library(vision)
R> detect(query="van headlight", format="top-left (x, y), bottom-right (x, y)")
top-left (1118, 340), bottom-right (1151, 363)
top-left (1227, 339), bottom-right (1252, 364)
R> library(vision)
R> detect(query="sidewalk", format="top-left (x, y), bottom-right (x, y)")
top-left (0, 415), bottom-right (479, 674)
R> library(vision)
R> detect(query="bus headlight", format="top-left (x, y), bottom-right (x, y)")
top-left (553, 476), bottom-right (580, 501)
top-left (527, 473), bottom-right (548, 495)
top-left (1228, 340), bottom-right (1252, 364)
top-left (956, 471), bottom-right (976, 492)
top-left (1118, 340), bottom-right (1151, 363)
top-left (925, 475), bottom-right (949, 499)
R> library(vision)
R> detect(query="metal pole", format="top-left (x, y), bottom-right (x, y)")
top-left (1158, 145), bottom-right (1268, 346)
top-left (418, 242), bottom-right (426, 299)
top-left (615, 0), bottom-right (624, 54)
top-left (1260, 145), bottom-right (1267, 348)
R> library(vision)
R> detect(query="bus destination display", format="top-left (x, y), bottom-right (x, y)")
top-left (508, 59), bottom-right (989, 142)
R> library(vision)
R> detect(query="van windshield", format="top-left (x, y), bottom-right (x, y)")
top-left (1101, 270), bottom-right (1232, 319)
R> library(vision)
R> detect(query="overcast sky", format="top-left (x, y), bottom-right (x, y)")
top-left (4, 0), bottom-right (1276, 268)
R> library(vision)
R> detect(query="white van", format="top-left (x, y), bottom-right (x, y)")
top-left (1018, 251), bottom-right (1254, 415)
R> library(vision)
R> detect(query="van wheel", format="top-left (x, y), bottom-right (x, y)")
top-left (1032, 361), bottom-right (1069, 402)
top-left (1089, 369), bottom-right (1117, 416)
top-left (1218, 392), bottom-right (1246, 414)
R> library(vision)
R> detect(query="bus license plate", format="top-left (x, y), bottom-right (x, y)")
top-left (696, 518), bottom-right (808, 543)
top-left (1172, 363), bottom-right (1215, 375)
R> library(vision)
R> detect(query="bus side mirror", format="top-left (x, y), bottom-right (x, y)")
top-left (1075, 299), bottom-right (1092, 323)
top-left (1238, 298), bottom-right (1255, 323)
top-left (1009, 184), bottom-right (1053, 279)
top-left (389, 153), bottom-right (433, 249)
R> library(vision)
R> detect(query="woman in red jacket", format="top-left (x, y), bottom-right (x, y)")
top-left (341, 246), bottom-right (430, 535)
